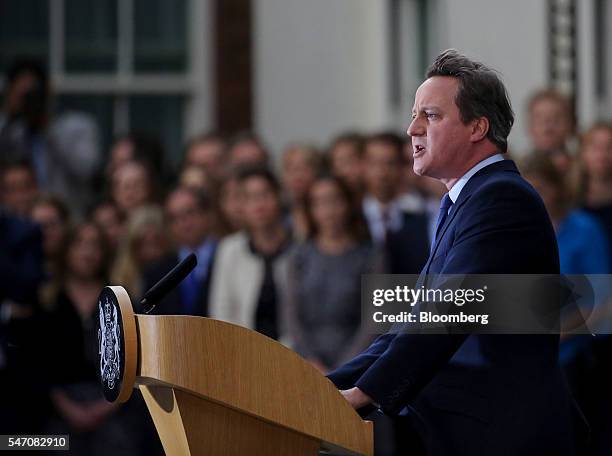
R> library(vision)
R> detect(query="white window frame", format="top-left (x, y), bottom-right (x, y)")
top-left (48, 0), bottom-right (212, 139)
top-left (393, 0), bottom-right (441, 130)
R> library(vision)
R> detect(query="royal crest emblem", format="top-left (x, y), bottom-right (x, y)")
top-left (98, 293), bottom-right (122, 393)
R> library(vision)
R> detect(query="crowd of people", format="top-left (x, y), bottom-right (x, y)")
top-left (1, 60), bottom-right (612, 454)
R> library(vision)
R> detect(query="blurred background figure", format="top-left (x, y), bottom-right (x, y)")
top-left (0, 61), bottom-right (101, 216)
top-left (110, 160), bottom-right (157, 216)
top-left (218, 172), bottom-right (244, 235)
top-left (111, 205), bottom-right (169, 298)
top-left (143, 187), bottom-right (217, 316)
top-left (105, 133), bottom-right (165, 191)
top-left (362, 132), bottom-right (430, 274)
top-left (527, 89), bottom-right (575, 174)
top-left (521, 153), bottom-right (610, 275)
top-left (0, 204), bottom-right (44, 434)
top-left (40, 223), bottom-right (114, 444)
top-left (178, 165), bottom-right (217, 197)
top-left (286, 175), bottom-right (378, 373)
top-left (521, 152), bottom-right (611, 455)
top-left (30, 194), bottom-right (70, 284)
top-left (328, 132), bottom-right (365, 197)
top-left (91, 201), bottom-right (125, 253)
top-left (183, 131), bottom-right (227, 181)
top-left (227, 131), bottom-right (269, 169)
top-left (281, 142), bottom-right (323, 240)
top-left (0, 159), bottom-right (39, 218)
top-left (574, 121), bottom-right (612, 456)
top-left (210, 167), bottom-right (292, 342)
top-left (40, 222), bottom-right (161, 455)
top-left (578, 123), bottom-right (612, 258)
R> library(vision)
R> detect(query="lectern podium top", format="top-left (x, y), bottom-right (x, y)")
top-left (95, 285), bottom-right (373, 456)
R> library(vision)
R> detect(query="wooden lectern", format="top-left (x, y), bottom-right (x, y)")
top-left (96, 286), bottom-right (373, 455)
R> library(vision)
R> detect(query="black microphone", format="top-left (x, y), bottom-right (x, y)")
top-left (140, 253), bottom-right (197, 314)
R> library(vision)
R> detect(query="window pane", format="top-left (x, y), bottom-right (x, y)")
top-left (129, 96), bottom-right (184, 174)
top-left (134, 0), bottom-right (187, 73)
top-left (56, 95), bottom-right (114, 159)
top-left (65, 0), bottom-right (118, 73)
top-left (0, 0), bottom-right (49, 72)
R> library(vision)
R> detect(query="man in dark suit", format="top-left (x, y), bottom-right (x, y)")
top-left (143, 187), bottom-right (216, 316)
top-left (0, 208), bottom-right (46, 433)
top-left (329, 50), bottom-right (579, 455)
top-left (362, 132), bottom-right (430, 274)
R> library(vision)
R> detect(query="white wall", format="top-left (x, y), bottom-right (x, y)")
top-left (437, 0), bottom-right (549, 154)
top-left (253, 0), bottom-right (392, 156)
top-left (253, 0), bottom-right (551, 157)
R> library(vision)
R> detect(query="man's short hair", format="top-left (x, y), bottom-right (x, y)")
top-left (228, 131), bottom-right (267, 153)
top-left (329, 131), bottom-right (366, 157)
top-left (185, 131), bottom-right (226, 151)
top-left (365, 131), bottom-right (405, 163)
top-left (426, 49), bottom-right (514, 153)
top-left (236, 166), bottom-right (281, 194)
top-left (166, 186), bottom-right (212, 212)
top-left (0, 158), bottom-right (36, 183)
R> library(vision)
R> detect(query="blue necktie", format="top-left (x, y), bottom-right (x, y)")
top-left (432, 193), bottom-right (453, 250)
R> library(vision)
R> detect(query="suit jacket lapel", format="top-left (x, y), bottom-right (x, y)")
top-left (424, 159), bottom-right (519, 273)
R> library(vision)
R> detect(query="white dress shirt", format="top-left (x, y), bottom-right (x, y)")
top-left (447, 153), bottom-right (505, 204)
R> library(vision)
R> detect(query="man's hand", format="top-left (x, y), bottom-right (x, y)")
top-left (340, 387), bottom-right (373, 410)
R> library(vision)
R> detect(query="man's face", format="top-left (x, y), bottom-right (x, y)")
top-left (112, 162), bottom-right (150, 212)
top-left (529, 98), bottom-right (572, 152)
top-left (331, 142), bottom-right (364, 189)
top-left (1, 167), bottom-right (38, 217)
top-left (241, 177), bottom-right (280, 231)
top-left (165, 191), bottom-right (209, 249)
top-left (407, 76), bottom-right (474, 181)
top-left (32, 203), bottom-right (68, 257)
top-left (230, 141), bottom-right (267, 168)
top-left (282, 150), bottom-right (317, 201)
top-left (187, 140), bottom-right (226, 178)
top-left (363, 141), bottom-right (402, 203)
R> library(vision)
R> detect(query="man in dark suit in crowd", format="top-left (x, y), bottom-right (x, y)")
top-left (0, 206), bottom-right (46, 432)
top-left (362, 132), bottom-right (430, 274)
top-left (329, 50), bottom-right (580, 455)
top-left (143, 187), bottom-right (216, 316)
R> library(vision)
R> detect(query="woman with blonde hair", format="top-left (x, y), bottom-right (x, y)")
top-left (111, 205), bottom-right (169, 298)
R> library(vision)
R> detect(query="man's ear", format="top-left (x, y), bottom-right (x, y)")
top-left (470, 117), bottom-right (489, 143)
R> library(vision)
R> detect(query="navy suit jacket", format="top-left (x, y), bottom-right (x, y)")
top-left (328, 160), bottom-right (578, 455)
top-left (386, 211), bottom-right (430, 274)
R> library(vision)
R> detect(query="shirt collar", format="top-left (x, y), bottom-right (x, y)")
top-left (448, 153), bottom-right (505, 203)
top-left (363, 195), bottom-right (404, 236)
